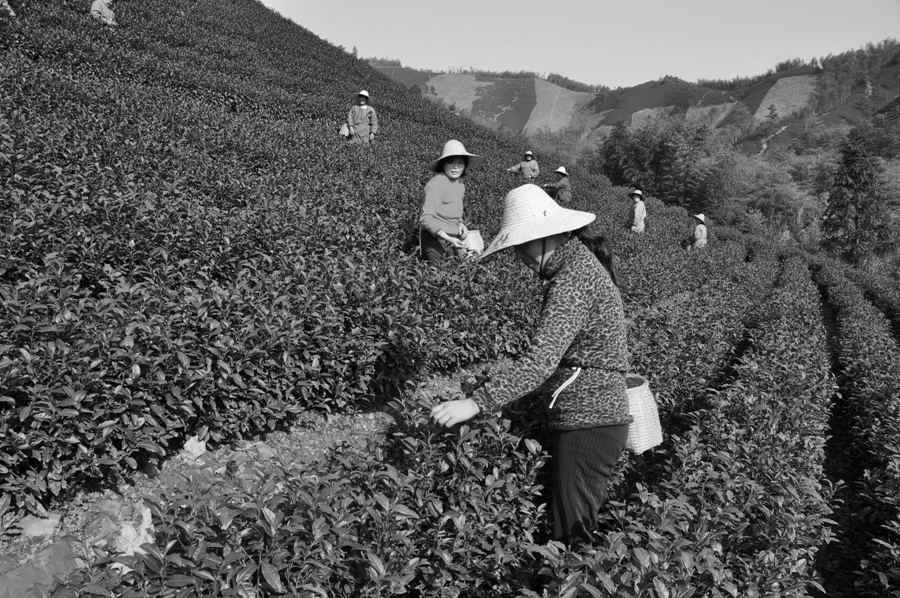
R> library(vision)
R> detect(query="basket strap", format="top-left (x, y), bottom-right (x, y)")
top-left (549, 367), bottom-right (582, 409)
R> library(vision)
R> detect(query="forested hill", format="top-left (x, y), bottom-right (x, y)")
top-left (372, 40), bottom-right (900, 161)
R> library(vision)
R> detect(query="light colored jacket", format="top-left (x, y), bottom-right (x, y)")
top-left (90, 0), bottom-right (117, 25)
top-left (419, 174), bottom-right (465, 236)
top-left (507, 159), bottom-right (540, 179)
top-left (692, 223), bottom-right (708, 248)
top-left (347, 104), bottom-right (379, 136)
top-left (631, 200), bottom-right (646, 232)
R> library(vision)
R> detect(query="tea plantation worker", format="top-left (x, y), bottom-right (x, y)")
top-left (629, 189), bottom-right (647, 233)
top-left (346, 89), bottom-right (379, 145)
top-left (419, 140), bottom-right (482, 263)
top-left (542, 166), bottom-right (572, 204)
top-left (431, 184), bottom-right (630, 544)
top-left (90, 0), bottom-right (117, 25)
top-left (506, 150), bottom-right (540, 181)
top-left (1, 0), bottom-right (15, 18)
top-left (690, 213), bottom-right (708, 250)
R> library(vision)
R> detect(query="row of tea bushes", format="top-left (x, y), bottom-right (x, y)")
top-left (814, 263), bottom-right (900, 596)
top-left (525, 255), bottom-right (834, 596)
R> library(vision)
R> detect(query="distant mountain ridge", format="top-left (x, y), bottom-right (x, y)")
top-left (370, 42), bottom-right (900, 161)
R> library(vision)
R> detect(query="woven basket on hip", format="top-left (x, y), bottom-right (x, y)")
top-left (625, 374), bottom-right (663, 454)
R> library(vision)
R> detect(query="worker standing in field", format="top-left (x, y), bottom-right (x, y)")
top-left (90, 0), bottom-right (117, 25)
top-left (346, 90), bottom-right (379, 145)
top-left (431, 184), bottom-right (629, 544)
top-left (690, 214), bottom-right (708, 250)
top-left (629, 189), bottom-right (647, 233)
top-left (507, 150), bottom-right (540, 182)
top-left (542, 166), bottom-right (572, 204)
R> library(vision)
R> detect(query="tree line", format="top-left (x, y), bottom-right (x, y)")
top-left (580, 114), bottom-right (900, 274)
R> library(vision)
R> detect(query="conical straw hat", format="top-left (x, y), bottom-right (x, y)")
top-left (430, 139), bottom-right (483, 170)
top-left (694, 213), bottom-right (706, 223)
top-left (481, 184), bottom-right (595, 259)
top-left (554, 166), bottom-right (568, 175)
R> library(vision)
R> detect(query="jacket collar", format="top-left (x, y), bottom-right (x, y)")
top-left (540, 234), bottom-right (577, 279)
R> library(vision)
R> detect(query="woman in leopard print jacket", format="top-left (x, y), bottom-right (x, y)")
top-left (431, 184), bottom-right (630, 544)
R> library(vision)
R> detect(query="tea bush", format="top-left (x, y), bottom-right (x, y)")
top-left (0, 0), bottom-right (545, 512)
top-left (814, 264), bottom-right (900, 596)
top-left (5, 0), bottom-right (897, 595)
top-left (57, 393), bottom-right (549, 597)
top-left (1, 0), bottom-right (750, 515)
top-left (523, 256), bottom-right (834, 596)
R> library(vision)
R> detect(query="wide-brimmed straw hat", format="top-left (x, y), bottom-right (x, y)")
top-left (357, 89), bottom-right (370, 98)
top-left (629, 189), bottom-right (643, 198)
top-left (694, 213), bottom-right (706, 223)
top-left (430, 140), bottom-right (482, 170)
top-left (554, 166), bottom-right (568, 176)
top-left (481, 184), bottom-right (595, 259)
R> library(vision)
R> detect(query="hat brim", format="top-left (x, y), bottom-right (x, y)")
top-left (430, 153), bottom-right (483, 171)
top-left (480, 209), bottom-right (595, 260)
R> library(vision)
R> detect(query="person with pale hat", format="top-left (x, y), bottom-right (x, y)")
top-left (431, 184), bottom-right (630, 544)
top-left (542, 166), bottom-right (572, 205)
top-left (629, 189), bottom-right (647, 233)
top-left (690, 214), bottom-right (708, 250)
top-left (90, 0), bottom-right (117, 25)
top-left (346, 90), bottom-right (379, 145)
top-left (419, 140), bottom-right (482, 263)
top-left (506, 150), bottom-right (540, 181)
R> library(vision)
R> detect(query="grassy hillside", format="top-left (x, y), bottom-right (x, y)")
top-left (2, 2), bottom-right (899, 596)
top-left (524, 78), bottom-right (594, 134)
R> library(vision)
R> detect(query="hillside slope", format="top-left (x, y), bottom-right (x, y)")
top-left (375, 50), bottom-right (900, 160)
top-left (3, 2), bottom-right (900, 596)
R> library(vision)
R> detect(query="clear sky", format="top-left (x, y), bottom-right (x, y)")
top-left (259, 0), bottom-right (899, 89)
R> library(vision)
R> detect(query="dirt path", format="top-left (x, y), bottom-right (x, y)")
top-left (0, 364), bottom-right (491, 595)
top-left (0, 410), bottom-right (395, 595)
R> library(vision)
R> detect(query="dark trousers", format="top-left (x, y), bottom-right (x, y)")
top-left (419, 228), bottom-right (460, 263)
top-left (551, 424), bottom-right (628, 544)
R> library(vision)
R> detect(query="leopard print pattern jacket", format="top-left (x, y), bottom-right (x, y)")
top-left (471, 237), bottom-right (631, 431)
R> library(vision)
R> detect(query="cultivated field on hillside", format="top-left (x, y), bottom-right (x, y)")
top-left (523, 79), bottom-right (594, 134)
top-left (752, 75), bottom-right (819, 122)
top-left (1, 1), bottom-right (899, 597)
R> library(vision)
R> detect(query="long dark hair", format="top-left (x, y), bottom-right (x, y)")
top-left (574, 228), bottom-right (618, 287)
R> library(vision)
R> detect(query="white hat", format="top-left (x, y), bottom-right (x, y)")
top-left (524, 150), bottom-right (534, 156)
top-left (481, 184), bottom-right (595, 259)
top-left (430, 139), bottom-right (482, 170)
top-left (694, 213), bottom-right (706, 223)
top-left (357, 90), bottom-right (370, 98)
top-left (629, 189), bottom-right (643, 198)
top-left (554, 166), bottom-right (568, 176)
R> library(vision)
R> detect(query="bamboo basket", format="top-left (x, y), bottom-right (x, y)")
top-left (625, 374), bottom-right (663, 454)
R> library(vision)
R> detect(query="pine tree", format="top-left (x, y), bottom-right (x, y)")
top-left (821, 131), bottom-right (894, 263)
top-left (597, 122), bottom-right (632, 184)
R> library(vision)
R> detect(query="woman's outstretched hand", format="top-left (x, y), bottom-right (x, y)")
top-left (430, 399), bottom-right (480, 427)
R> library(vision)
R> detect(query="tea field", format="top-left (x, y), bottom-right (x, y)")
top-left (0, 1), bottom-right (898, 596)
